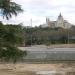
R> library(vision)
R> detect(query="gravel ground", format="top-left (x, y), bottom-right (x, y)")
top-left (0, 63), bottom-right (75, 75)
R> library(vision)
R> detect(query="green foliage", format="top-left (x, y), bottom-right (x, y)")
top-left (0, 0), bottom-right (23, 19)
top-left (4, 46), bottom-right (26, 63)
top-left (0, 0), bottom-right (25, 63)
top-left (23, 26), bottom-right (75, 46)
top-left (0, 23), bottom-right (26, 63)
top-left (0, 46), bottom-right (27, 63)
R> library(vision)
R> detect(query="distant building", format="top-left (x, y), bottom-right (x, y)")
top-left (40, 13), bottom-right (73, 29)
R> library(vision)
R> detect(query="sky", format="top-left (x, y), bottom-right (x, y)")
top-left (1, 0), bottom-right (75, 26)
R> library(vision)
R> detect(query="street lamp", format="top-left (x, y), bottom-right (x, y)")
top-left (67, 24), bottom-right (69, 47)
top-left (30, 19), bottom-right (32, 46)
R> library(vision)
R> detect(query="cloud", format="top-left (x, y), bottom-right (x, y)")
top-left (1, 0), bottom-right (75, 26)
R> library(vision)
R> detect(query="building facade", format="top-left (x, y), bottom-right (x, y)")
top-left (41, 13), bottom-right (73, 29)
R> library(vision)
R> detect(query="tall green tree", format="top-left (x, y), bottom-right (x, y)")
top-left (0, 0), bottom-right (26, 63)
top-left (0, 0), bottom-right (23, 19)
top-left (0, 23), bottom-right (27, 62)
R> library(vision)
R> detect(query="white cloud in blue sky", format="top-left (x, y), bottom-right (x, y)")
top-left (1, 0), bottom-right (75, 26)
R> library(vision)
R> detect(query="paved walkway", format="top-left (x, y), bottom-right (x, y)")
top-left (18, 45), bottom-right (75, 51)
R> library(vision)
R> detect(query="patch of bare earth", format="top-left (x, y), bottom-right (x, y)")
top-left (0, 63), bottom-right (75, 75)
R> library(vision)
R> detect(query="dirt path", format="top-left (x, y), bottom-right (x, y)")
top-left (0, 63), bottom-right (62, 71)
top-left (0, 63), bottom-right (75, 75)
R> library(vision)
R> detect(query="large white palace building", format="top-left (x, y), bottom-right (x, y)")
top-left (41, 13), bottom-right (73, 29)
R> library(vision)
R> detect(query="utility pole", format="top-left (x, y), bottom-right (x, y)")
top-left (31, 19), bottom-right (32, 46)
top-left (67, 24), bottom-right (69, 47)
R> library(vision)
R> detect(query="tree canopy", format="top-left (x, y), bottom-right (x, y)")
top-left (0, 0), bottom-right (23, 19)
top-left (0, 22), bottom-right (27, 63)
top-left (0, 1), bottom-right (26, 63)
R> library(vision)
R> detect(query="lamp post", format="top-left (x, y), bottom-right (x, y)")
top-left (67, 24), bottom-right (69, 47)
top-left (31, 19), bottom-right (32, 46)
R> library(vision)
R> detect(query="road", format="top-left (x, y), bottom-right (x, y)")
top-left (18, 45), bottom-right (75, 61)
top-left (18, 45), bottom-right (75, 52)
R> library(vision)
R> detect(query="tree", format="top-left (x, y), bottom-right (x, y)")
top-left (0, 0), bottom-right (26, 63)
top-left (0, 23), bottom-right (27, 62)
top-left (0, 0), bottom-right (23, 19)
